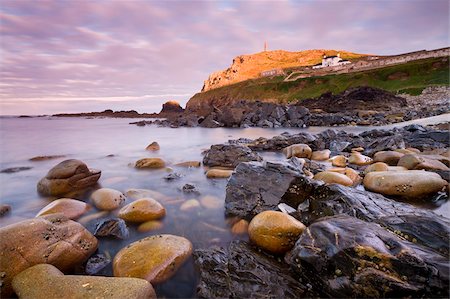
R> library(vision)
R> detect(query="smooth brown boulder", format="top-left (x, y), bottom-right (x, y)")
top-left (91, 188), bottom-right (126, 211)
top-left (282, 144), bottom-right (312, 159)
top-left (118, 198), bottom-right (165, 223)
top-left (37, 159), bottom-right (101, 196)
top-left (311, 149), bottom-right (331, 161)
top-left (397, 154), bottom-right (449, 171)
top-left (137, 221), bottom-right (163, 233)
top-left (12, 264), bottom-right (156, 299)
top-left (331, 155), bottom-right (347, 167)
top-left (363, 170), bottom-right (447, 199)
top-left (248, 211), bottom-right (306, 254)
top-left (113, 235), bottom-right (192, 284)
top-left (348, 153), bottom-right (373, 166)
top-left (36, 198), bottom-right (90, 219)
top-left (179, 199), bottom-right (201, 211)
top-left (146, 142), bottom-right (160, 151)
top-left (206, 169), bottom-right (233, 179)
top-left (0, 214), bottom-right (98, 297)
top-left (135, 158), bottom-right (166, 169)
top-left (373, 151), bottom-right (404, 166)
top-left (174, 161), bottom-right (201, 167)
top-left (343, 168), bottom-right (361, 185)
top-left (314, 171), bottom-right (353, 186)
top-left (365, 162), bottom-right (408, 174)
top-left (231, 219), bottom-right (249, 235)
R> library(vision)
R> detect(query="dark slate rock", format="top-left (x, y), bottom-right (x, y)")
top-left (0, 167), bottom-right (32, 174)
top-left (94, 218), bottom-right (129, 239)
top-left (0, 204), bottom-right (11, 217)
top-left (85, 253), bottom-right (111, 275)
top-left (182, 183), bottom-right (200, 194)
top-left (203, 144), bottom-right (262, 168)
top-left (194, 240), bottom-right (317, 299)
top-left (164, 172), bottom-right (183, 181)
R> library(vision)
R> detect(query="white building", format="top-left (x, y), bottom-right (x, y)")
top-left (312, 53), bottom-right (351, 69)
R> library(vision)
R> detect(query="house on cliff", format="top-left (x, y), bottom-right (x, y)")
top-left (312, 53), bottom-right (351, 69)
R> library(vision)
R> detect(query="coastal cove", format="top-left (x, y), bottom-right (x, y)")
top-left (0, 115), bottom-right (449, 298)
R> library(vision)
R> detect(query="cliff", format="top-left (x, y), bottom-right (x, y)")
top-left (201, 49), bottom-right (366, 92)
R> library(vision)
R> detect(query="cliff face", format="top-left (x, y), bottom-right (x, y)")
top-left (201, 49), bottom-right (365, 92)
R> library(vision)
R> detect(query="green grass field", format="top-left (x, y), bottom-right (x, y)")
top-left (190, 57), bottom-right (449, 104)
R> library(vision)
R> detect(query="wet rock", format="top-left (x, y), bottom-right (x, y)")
top-left (194, 240), bottom-right (317, 298)
top-left (85, 253), bottom-right (111, 275)
top-left (330, 155), bottom-right (347, 167)
top-left (283, 144), bottom-right (312, 159)
top-left (199, 195), bottom-right (222, 209)
top-left (29, 155), bottom-right (66, 161)
top-left (398, 154), bottom-right (449, 171)
top-left (225, 158), bottom-right (304, 219)
top-left (285, 215), bottom-right (449, 298)
top-left (118, 198), bottom-right (165, 223)
top-left (0, 214), bottom-right (98, 297)
top-left (94, 218), bottom-right (129, 239)
top-left (137, 220), bottom-right (163, 233)
top-left (135, 158), bottom-right (166, 169)
top-left (329, 140), bottom-right (351, 153)
top-left (248, 211), bottom-right (306, 254)
top-left (231, 219), bottom-right (249, 235)
top-left (164, 172), bottom-right (183, 180)
top-left (12, 264), bottom-right (155, 299)
top-left (205, 169), bottom-right (233, 179)
top-left (363, 170), bottom-right (447, 199)
top-left (364, 162), bottom-right (390, 173)
top-left (182, 183), bottom-right (200, 194)
top-left (174, 161), bottom-right (201, 167)
top-left (348, 152), bottom-right (373, 166)
top-left (248, 132), bottom-right (316, 151)
top-left (0, 204), bottom-right (11, 216)
top-left (37, 159), bottom-right (101, 196)
top-left (113, 234), bottom-right (192, 284)
top-left (0, 166), bottom-right (32, 173)
top-left (203, 144), bottom-right (262, 168)
top-left (313, 171), bottom-right (353, 186)
top-left (145, 141), bottom-right (160, 151)
top-left (91, 188), bottom-right (126, 211)
top-left (179, 199), bottom-right (201, 211)
top-left (311, 149), bottom-right (331, 161)
top-left (36, 198), bottom-right (90, 219)
top-left (373, 150), bottom-right (404, 165)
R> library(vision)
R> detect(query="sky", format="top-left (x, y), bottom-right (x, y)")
top-left (0, 0), bottom-right (449, 115)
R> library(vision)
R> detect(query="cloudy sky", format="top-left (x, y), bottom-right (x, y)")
top-left (1, 0), bottom-right (448, 115)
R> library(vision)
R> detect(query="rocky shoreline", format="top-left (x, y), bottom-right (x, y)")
top-left (1, 122), bottom-right (449, 298)
top-left (131, 86), bottom-right (449, 128)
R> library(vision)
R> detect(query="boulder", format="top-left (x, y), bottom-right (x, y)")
top-left (94, 218), bottom-right (129, 239)
top-left (135, 158), bottom-right (166, 169)
top-left (373, 150), bottom-right (404, 165)
top-left (0, 214), bottom-right (98, 297)
top-left (313, 171), bottom-right (353, 186)
top-left (285, 215), bottom-right (449, 298)
top-left (363, 170), bottom-right (447, 199)
top-left (85, 253), bottom-right (111, 275)
top-left (282, 144), bottom-right (312, 159)
top-left (397, 154), bottom-right (449, 171)
top-left (137, 220), bottom-right (163, 233)
top-left (310, 149), bottom-right (331, 161)
top-left (0, 204), bottom-right (11, 217)
top-left (230, 219), bottom-right (249, 235)
top-left (36, 198), bottom-right (89, 219)
top-left (37, 159), bottom-right (101, 196)
top-left (248, 211), bottom-right (306, 254)
top-left (12, 264), bottom-right (156, 299)
top-left (146, 142), bottom-right (160, 151)
top-left (330, 155), bottom-right (347, 167)
top-left (194, 241), bottom-right (317, 298)
top-left (206, 169), bottom-right (233, 179)
top-left (91, 188), bottom-right (126, 211)
top-left (203, 144), bottom-right (262, 168)
top-left (179, 199), bottom-right (201, 212)
top-left (348, 152), bottom-right (373, 166)
top-left (118, 198), bottom-right (165, 223)
top-left (113, 235), bottom-right (192, 284)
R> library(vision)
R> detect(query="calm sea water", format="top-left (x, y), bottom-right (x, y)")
top-left (0, 114), bottom-right (448, 298)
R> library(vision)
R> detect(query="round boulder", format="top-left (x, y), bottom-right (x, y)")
top-left (206, 169), bottom-right (233, 179)
top-left (314, 171), bottom-right (353, 186)
top-left (146, 142), bottom-right (160, 151)
top-left (248, 210), bottom-right (306, 254)
top-left (282, 144), bottom-right (312, 159)
top-left (36, 198), bottom-right (90, 219)
top-left (113, 234), bottom-right (193, 284)
top-left (373, 151), bottom-right (404, 166)
top-left (311, 149), bottom-right (331, 161)
top-left (348, 153), bottom-right (373, 166)
top-left (118, 198), bottom-right (165, 223)
top-left (135, 158), bottom-right (166, 169)
top-left (91, 188), bottom-right (126, 211)
top-left (331, 155), bottom-right (347, 167)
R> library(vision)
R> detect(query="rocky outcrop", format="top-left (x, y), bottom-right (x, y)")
top-left (202, 144), bottom-right (262, 168)
top-left (159, 100), bottom-right (184, 114)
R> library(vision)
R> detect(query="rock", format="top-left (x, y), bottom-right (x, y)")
top-left (398, 154), bottom-right (449, 171)
top-left (203, 144), bottom-right (262, 168)
top-left (364, 162), bottom-right (390, 173)
top-left (0, 166), bottom-right (32, 173)
top-left (163, 172), bottom-right (182, 180)
top-left (137, 220), bottom-right (163, 233)
top-left (248, 210), bottom-right (306, 254)
top-left (181, 183), bottom-right (199, 194)
top-left (160, 100), bottom-right (184, 114)
top-left (313, 171), bottom-right (353, 186)
top-left (113, 235), bottom-right (192, 284)
top-left (231, 219), bottom-right (249, 235)
top-left (0, 214), bottom-right (98, 297)
top-left (310, 149), bottom-right (331, 161)
top-left (373, 151), bottom-right (404, 165)
top-left (36, 198), bottom-right (90, 219)
top-left (94, 218), bottom-right (129, 239)
top-left (29, 155), bottom-right (66, 161)
top-left (364, 134), bottom-right (406, 156)
top-left (285, 215), bottom-right (449, 298)
top-left (174, 161), bottom-right (201, 167)
top-left (206, 169), bottom-right (233, 179)
top-left (0, 204), bottom-right (11, 217)
top-left (179, 199), bottom-right (201, 211)
top-left (91, 188), bottom-right (126, 211)
top-left (194, 240), bottom-right (317, 298)
top-left (343, 167), bottom-right (362, 185)
top-left (12, 264), bottom-right (156, 299)
top-left (329, 141), bottom-right (351, 153)
top-left (282, 144), bottom-right (312, 159)
top-left (200, 195), bottom-right (222, 209)
top-left (363, 170), bottom-right (447, 199)
top-left (125, 189), bottom-right (169, 202)
top-left (348, 152), bottom-right (373, 165)
top-left (146, 142), bottom-right (160, 151)
top-left (351, 147), bottom-right (364, 152)
top-left (225, 158), bottom-right (304, 219)
top-left (37, 159), bottom-right (101, 196)
top-left (330, 155), bottom-right (347, 167)
top-left (118, 198), bottom-right (165, 223)
top-left (85, 253), bottom-right (111, 275)
top-left (135, 158), bottom-right (166, 169)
